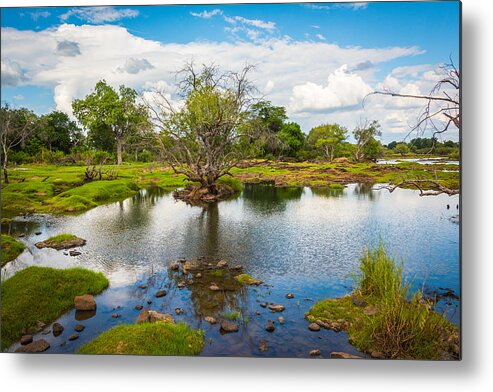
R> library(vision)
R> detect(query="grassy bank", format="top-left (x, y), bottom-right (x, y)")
top-left (77, 322), bottom-right (204, 356)
top-left (1, 235), bottom-right (26, 267)
top-left (305, 245), bottom-right (460, 360)
top-left (1, 160), bottom-right (459, 217)
top-left (1, 266), bottom-right (109, 350)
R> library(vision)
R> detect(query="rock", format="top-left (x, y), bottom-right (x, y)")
top-left (69, 250), bottom-right (81, 256)
top-left (268, 304), bottom-right (285, 312)
top-left (36, 321), bottom-right (46, 330)
top-left (309, 349), bottom-right (321, 357)
top-left (41, 329), bottom-right (51, 335)
top-left (60, 341), bottom-right (67, 347)
top-left (148, 310), bottom-right (175, 324)
top-left (111, 313), bottom-right (120, 318)
top-left (259, 340), bottom-right (269, 352)
top-left (216, 260), bottom-right (228, 268)
top-left (74, 294), bottom-right (96, 311)
top-left (308, 323), bottom-right (321, 332)
top-left (68, 334), bottom-right (79, 341)
top-left (370, 351), bottom-right (386, 359)
top-left (363, 305), bottom-right (379, 316)
top-left (74, 324), bottom-right (85, 332)
top-left (138, 284), bottom-right (148, 289)
top-left (136, 309), bottom-right (150, 324)
top-left (233, 265), bottom-right (243, 270)
top-left (256, 311), bottom-right (261, 315)
top-left (170, 262), bottom-right (180, 271)
top-left (182, 262), bottom-right (198, 272)
top-left (209, 283), bottom-right (221, 291)
top-left (195, 273), bottom-right (202, 278)
top-left (16, 339), bottom-right (50, 353)
top-left (330, 352), bottom-right (363, 359)
top-left (220, 320), bottom-right (239, 333)
top-left (75, 310), bottom-right (96, 321)
top-left (35, 236), bottom-right (86, 250)
top-left (177, 281), bottom-right (185, 289)
top-left (20, 335), bottom-right (33, 345)
top-left (175, 308), bottom-right (184, 315)
top-left (178, 258), bottom-right (187, 263)
top-left (135, 305), bottom-right (143, 310)
top-left (278, 316), bottom-right (285, 324)
top-left (351, 295), bottom-right (367, 307)
top-left (204, 316), bottom-right (217, 324)
top-left (35, 231), bottom-right (42, 235)
top-left (285, 293), bottom-right (295, 299)
top-left (265, 320), bottom-right (275, 332)
top-left (155, 290), bottom-right (167, 298)
top-left (260, 303), bottom-right (267, 308)
top-left (147, 300), bottom-right (152, 305)
top-left (52, 323), bottom-right (64, 336)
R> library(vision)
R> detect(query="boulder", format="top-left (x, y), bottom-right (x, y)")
top-left (155, 290), bottom-right (167, 298)
top-left (220, 320), bottom-right (239, 333)
top-left (260, 302), bottom-right (267, 308)
top-left (330, 352), bottom-right (363, 359)
top-left (169, 262), bottom-right (180, 271)
top-left (68, 334), bottom-right (79, 341)
top-left (209, 284), bottom-right (221, 291)
top-left (52, 323), bottom-right (64, 336)
top-left (204, 316), bottom-right (217, 324)
top-left (278, 316), bottom-right (285, 324)
top-left (309, 349), bottom-right (321, 356)
top-left (138, 284), bottom-right (148, 289)
top-left (69, 250), bottom-right (81, 256)
top-left (177, 282), bottom-right (185, 289)
top-left (135, 305), bottom-right (143, 310)
top-left (175, 308), bottom-right (184, 315)
top-left (20, 335), bottom-right (33, 345)
top-left (265, 320), bottom-right (275, 332)
top-left (35, 236), bottom-right (86, 250)
top-left (16, 339), bottom-right (50, 353)
top-left (259, 340), bottom-right (269, 352)
top-left (268, 304), bottom-right (285, 312)
top-left (74, 324), bottom-right (85, 332)
top-left (74, 294), bottom-right (96, 311)
top-left (308, 323), bottom-right (321, 332)
top-left (136, 309), bottom-right (150, 324)
top-left (216, 260), bottom-right (228, 268)
top-left (148, 310), bottom-right (175, 324)
top-left (285, 293), bottom-right (295, 299)
top-left (370, 351), bottom-right (386, 359)
top-left (233, 265), bottom-right (243, 271)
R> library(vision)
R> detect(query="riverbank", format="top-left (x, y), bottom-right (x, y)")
top-left (1, 159), bottom-right (459, 217)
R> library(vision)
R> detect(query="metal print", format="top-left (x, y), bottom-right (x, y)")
top-left (0, 1), bottom-right (460, 359)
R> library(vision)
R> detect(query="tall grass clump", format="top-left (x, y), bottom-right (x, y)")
top-left (352, 244), bottom-right (458, 359)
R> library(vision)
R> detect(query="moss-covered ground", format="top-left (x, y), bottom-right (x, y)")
top-left (77, 322), bottom-right (204, 356)
top-left (1, 234), bottom-right (26, 267)
top-left (1, 266), bottom-right (109, 350)
top-left (1, 160), bottom-right (459, 217)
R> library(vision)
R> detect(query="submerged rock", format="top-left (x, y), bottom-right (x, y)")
top-left (155, 290), bottom-right (167, 298)
top-left (20, 335), bottom-right (33, 345)
top-left (52, 323), bottom-right (64, 336)
top-left (138, 284), bottom-right (148, 289)
top-left (265, 320), bottom-right (275, 332)
top-left (285, 293), bottom-right (295, 299)
top-left (259, 340), bottom-right (269, 352)
top-left (135, 305), bottom-right (143, 310)
top-left (16, 339), bottom-right (50, 353)
top-left (68, 334), bottom-right (79, 341)
top-left (175, 308), bottom-right (184, 315)
top-left (268, 304), bottom-right (285, 312)
top-left (308, 323), bottom-right (321, 332)
top-left (69, 250), bottom-right (81, 256)
top-left (74, 294), bottom-right (96, 311)
top-left (204, 316), bottom-right (217, 324)
top-left (170, 262), bottom-right (180, 271)
top-left (220, 320), bottom-right (239, 333)
top-left (74, 324), bottom-right (85, 332)
top-left (278, 316), bottom-right (285, 324)
top-left (309, 349), bottom-right (321, 357)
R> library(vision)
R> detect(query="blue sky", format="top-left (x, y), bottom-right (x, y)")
top-left (1, 2), bottom-right (460, 142)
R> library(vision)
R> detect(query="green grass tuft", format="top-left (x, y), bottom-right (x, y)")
top-left (1, 266), bottom-right (109, 350)
top-left (77, 322), bottom-right (204, 356)
top-left (234, 273), bottom-right (262, 285)
top-left (1, 235), bottom-right (26, 267)
top-left (44, 233), bottom-right (78, 244)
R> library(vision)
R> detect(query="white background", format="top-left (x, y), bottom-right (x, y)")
top-left (0, 0), bottom-right (491, 391)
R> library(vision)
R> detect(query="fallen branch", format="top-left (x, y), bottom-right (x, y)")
top-left (378, 179), bottom-right (459, 196)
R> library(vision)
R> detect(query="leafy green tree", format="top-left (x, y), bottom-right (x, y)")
top-left (353, 120), bottom-right (382, 161)
top-left (38, 111), bottom-right (83, 153)
top-left (394, 142), bottom-right (410, 156)
top-left (73, 80), bottom-right (149, 164)
top-left (307, 123), bottom-right (348, 162)
top-left (279, 122), bottom-right (305, 157)
top-left (363, 137), bottom-right (385, 162)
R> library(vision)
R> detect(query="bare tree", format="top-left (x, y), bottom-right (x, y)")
top-left (143, 62), bottom-right (257, 201)
top-left (369, 61), bottom-right (460, 196)
top-left (1, 105), bottom-right (39, 183)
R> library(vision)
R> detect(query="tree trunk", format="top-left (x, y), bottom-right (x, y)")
top-left (116, 139), bottom-right (123, 165)
top-left (3, 166), bottom-right (8, 184)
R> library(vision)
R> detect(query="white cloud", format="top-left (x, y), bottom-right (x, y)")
top-left (56, 40), bottom-right (81, 57)
top-left (190, 9), bottom-right (223, 19)
top-left (315, 33), bottom-right (326, 41)
top-left (289, 65), bottom-right (373, 113)
top-left (60, 7), bottom-right (139, 24)
top-left (31, 11), bottom-right (51, 21)
top-left (230, 16), bottom-right (276, 32)
top-left (1, 23), bottom-right (429, 140)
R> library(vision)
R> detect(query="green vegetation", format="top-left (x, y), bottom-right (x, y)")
top-left (1, 235), bottom-right (26, 267)
top-left (305, 244), bottom-right (459, 359)
top-left (235, 273), bottom-right (262, 285)
top-left (1, 266), bottom-right (109, 350)
top-left (77, 322), bottom-right (204, 356)
top-left (221, 310), bottom-right (243, 321)
top-left (43, 233), bottom-right (78, 244)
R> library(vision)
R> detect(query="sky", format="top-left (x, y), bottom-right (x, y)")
top-left (1, 1), bottom-right (460, 143)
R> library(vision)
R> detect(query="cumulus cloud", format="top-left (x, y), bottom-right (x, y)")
top-left (315, 34), bottom-right (326, 41)
top-left (31, 11), bottom-right (50, 21)
top-left (1, 23), bottom-right (428, 139)
top-left (56, 40), bottom-right (81, 57)
top-left (289, 65), bottom-right (373, 113)
top-left (1, 59), bottom-right (28, 86)
top-left (60, 7), bottom-right (139, 24)
top-left (118, 58), bottom-right (154, 74)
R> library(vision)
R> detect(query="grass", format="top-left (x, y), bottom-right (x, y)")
top-left (1, 160), bottom-right (459, 217)
top-left (305, 244), bottom-right (459, 360)
top-left (77, 322), bottom-right (204, 356)
top-left (1, 266), bottom-right (109, 350)
top-left (235, 273), bottom-right (262, 285)
top-left (1, 235), bottom-right (26, 267)
top-left (43, 233), bottom-right (78, 244)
